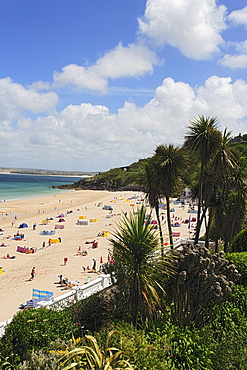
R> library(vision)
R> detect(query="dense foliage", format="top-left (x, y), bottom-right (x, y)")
top-left (231, 228), bottom-right (247, 252)
top-left (226, 252), bottom-right (247, 286)
top-left (0, 308), bottom-right (75, 365)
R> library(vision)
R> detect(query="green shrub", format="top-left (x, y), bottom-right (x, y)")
top-left (71, 293), bottom-right (114, 334)
top-left (166, 326), bottom-right (213, 370)
top-left (201, 301), bottom-right (247, 369)
top-left (96, 321), bottom-right (213, 370)
top-left (231, 229), bottom-right (247, 252)
top-left (227, 285), bottom-right (247, 318)
top-left (18, 349), bottom-right (60, 370)
top-left (0, 308), bottom-right (75, 365)
top-left (226, 252), bottom-right (247, 286)
top-left (103, 322), bottom-right (171, 370)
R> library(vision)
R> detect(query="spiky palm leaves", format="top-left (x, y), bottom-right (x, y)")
top-left (58, 330), bottom-right (134, 369)
top-left (109, 205), bottom-right (174, 326)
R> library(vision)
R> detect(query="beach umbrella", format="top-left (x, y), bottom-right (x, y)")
top-left (108, 254), bottom-right (111, 262)
top-left (100, 256), bottom-right (103, 264)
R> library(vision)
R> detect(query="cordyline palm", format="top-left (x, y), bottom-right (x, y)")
top-left (154, 144), bottom-right (185, 249)
top-left (138, 158), bottom-right (164, 258)
top-left (184, 115), bottom-right (222, 244)
top-left (203, 129), bottom-right (239, 247)
top-left (109, 205), bottom-right (174, 327)
top-left (58, 330), bottom-right (134, 369)
top-left (220, 156), bottom-right (247, 252)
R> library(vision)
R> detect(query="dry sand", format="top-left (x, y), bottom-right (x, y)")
top-left (0, 190), bottom-right (196, 323)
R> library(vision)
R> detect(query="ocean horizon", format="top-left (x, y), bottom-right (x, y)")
top-left (0, 173), bottom-right (83, 202)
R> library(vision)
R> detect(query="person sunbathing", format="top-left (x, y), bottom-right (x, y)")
top-left (3, 253), bottom-right (16, 259)
top-left (85, 265), bottom-right (96, 273)
top-left (0, 242), bottom-right (8, 247)
top-left (60, 277), bottom-right (69, 287)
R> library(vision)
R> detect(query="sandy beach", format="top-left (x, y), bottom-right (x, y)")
top-left (0, 190), bottom-right (196, 323)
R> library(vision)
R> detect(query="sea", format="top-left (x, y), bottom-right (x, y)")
top-left (0, 173), bottom-right (83, 202)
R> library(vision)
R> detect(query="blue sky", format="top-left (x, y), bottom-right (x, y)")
top-left (0, 0), bottom-right (247, 171)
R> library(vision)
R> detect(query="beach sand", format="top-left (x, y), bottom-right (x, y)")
top-left (0, 190), bottom-right (196, 323)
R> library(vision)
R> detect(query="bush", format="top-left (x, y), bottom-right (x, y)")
top-left (95, 321), bottom-right (213, 370)
top-left (165, 244), bottom-right (240, 328)
top-left (231, 229), bottom-right (247, 252)
top-left (228, 285), bottom-right (247, 317)
top-left (164, 325), bottom-right (213, 370)
top-left (226, 252), bottom-right (247, 286)
top-left (0, 308), bottom-right (76, 365)
top-left (96, 322), bottom-right (171, 370)
top-left (201, 301), bottom-right (247, 369)
top-left (71, 293), bottom-right (114, 334)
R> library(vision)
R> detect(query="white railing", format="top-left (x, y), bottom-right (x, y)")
top-left (0, 273), bottom-right (112, 337)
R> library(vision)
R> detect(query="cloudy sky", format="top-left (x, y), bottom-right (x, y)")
top-left (0, 0), bottom-right (247, 172)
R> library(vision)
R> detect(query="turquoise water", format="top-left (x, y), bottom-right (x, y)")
top-left (0, 173), bottom-right (83, 201)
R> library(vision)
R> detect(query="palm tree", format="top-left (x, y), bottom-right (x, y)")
top-left (184, 115), bottom-right (222, 244)
top-left (220, 156), bottom-right (247, 252)
top-left (109, 205), bottom-right (174, 326)
top-left (154, 144), bottom-right (185, 249)
top-left (200, 129), bottom-right (238, 248)
top-left (138, 159), bottom-right (165, 257)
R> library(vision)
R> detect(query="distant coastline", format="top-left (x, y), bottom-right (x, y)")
top-left (0, 168), bottom-right (97, 177)
top-left (0, 172), bottom-right (91, 178)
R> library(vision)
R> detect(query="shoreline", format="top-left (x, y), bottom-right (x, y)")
top-left (0, 188), bottom-right (76, 204)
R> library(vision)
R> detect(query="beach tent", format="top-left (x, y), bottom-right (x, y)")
top-left (102, 205), bottom-right (113, 210)
top-left (76, 220), bottom-right (88, 225)
top-left (159, 203), bottom-right (167, 209)
top-left (55, 224), bottom-right (65, 229)
top-left (19, 223), bottom-right (28, 228)
top-left (58, 218), bottom-right (65, 222)
top-left (40, 230), bottom-right (56, 235)
top-left (49, 238), bottom-right (61, 244)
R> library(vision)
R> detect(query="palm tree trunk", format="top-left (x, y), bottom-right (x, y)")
top-left (166, 195), bottom-right (174, 249)
top-left (155, 204), bottom-right (164, 259)
top-left (205, 209), bottom-right (212, 248)
top-left (194, 167), bottom-right (204, 245)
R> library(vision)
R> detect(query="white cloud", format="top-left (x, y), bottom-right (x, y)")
top-left (219, 54), bottom-right (247, 69)
top-left (53, 43), bottom-right (158, 92)
top-left (29, 81), bottom-right (52, 91)
top-left (235, 40), bottom-right (247, 53)
top-left (228, 6), bottom-right (247, 27)
top-left (138, 0), bottom-right (227, 60)
top-left (196, 76), bottom-right (247, 124)
top-left (1, 76), bottom-right (247, 171)
top-left (0, 77), bottom-right (58, 123)
top-left (94, 42), bottom-right (158, 78)
top-left (53, 64), bottom-right (108, 92)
